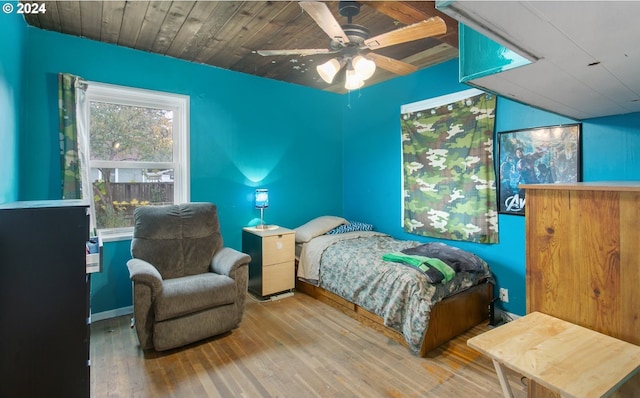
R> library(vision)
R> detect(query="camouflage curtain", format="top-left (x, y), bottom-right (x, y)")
top-left (59, 73), bottom-right (88, 199)
top-left (401, 89), bottom-right (499, 243)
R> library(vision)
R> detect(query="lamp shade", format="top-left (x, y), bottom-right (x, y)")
top-left (345, 66), bottom-right (364, 90)
top-left (352, 55), bottom-right (376, 80)
top-left (317, 58), bottom-right (341, 84)
top-left (255, 188), bottom-right (269, 209)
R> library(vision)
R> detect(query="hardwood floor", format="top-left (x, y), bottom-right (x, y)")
top-left (90, 292), bottom-right (526, 398)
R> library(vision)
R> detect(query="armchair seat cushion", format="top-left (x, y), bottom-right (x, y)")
top-left (155, 273), bottom-right (236, 322)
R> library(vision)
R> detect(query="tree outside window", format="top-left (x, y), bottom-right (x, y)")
top-left (85, 83), bottom-right (189, 233)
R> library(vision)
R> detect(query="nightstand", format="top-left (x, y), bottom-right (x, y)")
top-left (242, 226), bottom-right (295, 298)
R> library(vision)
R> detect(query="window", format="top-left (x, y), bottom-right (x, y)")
top-left (83, 83), bottom-right (189, 239)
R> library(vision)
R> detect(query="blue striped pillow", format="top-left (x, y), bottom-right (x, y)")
top-left (326, 221), bottom-right (374, 235)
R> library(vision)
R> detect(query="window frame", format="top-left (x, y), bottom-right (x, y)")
top-left (84, 82), bottom-right (190, 241)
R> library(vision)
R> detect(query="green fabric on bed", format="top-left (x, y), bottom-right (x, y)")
top-left (382, 252), bottom-right (456, 283)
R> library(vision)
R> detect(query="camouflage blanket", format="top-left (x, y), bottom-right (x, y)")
top-left (311, 233), bottom-right (492, 354)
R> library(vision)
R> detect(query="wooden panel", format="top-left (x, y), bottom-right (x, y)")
top-left (524, 183), bottom-right (640, 398)
top-left (263, 233), bottom-right (295, 265)
top-left (262, 261), bottom-right (295, 296)
top-left (521, 182), bottom-right (640, 192)
top-left (117, 1), bottom-right (148, 48)
top-left (207, 2), bottom-right (280, 69)
top-left (21, 1), bottom-right (456, 92)
top-left (195, 1), bottom-right (270, 65)
top-left (295, 279), bottom-right (357, 312)
top-left (164, 1), bottom-right (220, 58)
top-left (79, 0), bottom-right (103, 40)
top-left (422, 282), bottom-right (491, 356)
top-left (614, 374), bottom-right (640, 398)
top-left (100, 1), bottom-right (125, 44)
top-left (528, 382), bottom-right (559, 398)
top-left (525, 188), bottom-right (638, 341)
top-left (366, 1), bottom-right (459, 48)
top-left (176, 1), bottom-right (241, 61)
top-left (56, 1), bottom-right (82, 37)
top-left (229, 2), bottom-right (308, 70)
top-left (134, 1), bottom-right (173, 51)
top-left (150, 1), bottom-right (196, 55)
top-left (525, 189), bottom-right (574, 316)
top-left (24, 1), bottom-right (61, 31)
top-left (619, 191), bottom-right (640, 344)
top-left (529, 374), bottom-right (640, 398)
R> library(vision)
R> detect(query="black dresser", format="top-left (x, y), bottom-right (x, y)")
top-left (0, 200), bottom-right (90, 398)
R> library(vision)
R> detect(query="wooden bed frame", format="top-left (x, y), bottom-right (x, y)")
top-left (295, 276), bottom-right (492, 357)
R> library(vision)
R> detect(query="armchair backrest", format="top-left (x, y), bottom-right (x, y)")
top-left (130, 203), bottom-right (223, 279)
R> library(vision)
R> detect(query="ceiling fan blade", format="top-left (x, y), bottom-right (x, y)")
top-left (364, 17), bottom-right (447, 50)
top-left (367, 53), bottom-right (418, 75)
top-left (299, 1), bottom-right (350, 46)
top-left (256, 48), bottom-right (334, 57)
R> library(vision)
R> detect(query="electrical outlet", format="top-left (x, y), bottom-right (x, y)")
top-left (499, 288), bottom-right (509, 303)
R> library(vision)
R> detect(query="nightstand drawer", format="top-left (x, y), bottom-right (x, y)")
top-left (243, 226), bottom-right (295, 298)
top-left (262, 261), bottom-right (295, 296)
top-left (262, 233), bottom-right (294, 264)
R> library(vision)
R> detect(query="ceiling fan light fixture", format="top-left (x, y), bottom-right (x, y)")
top-left (352, 55), bottom-right (376, 80)
top-left (258, 2), bottom-right (448, 90)
top-left (317, 58), bottom-right (342, 84)
top-left (345, 64), bottom-right (364, 90)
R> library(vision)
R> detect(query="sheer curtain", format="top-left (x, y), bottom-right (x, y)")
top-left (58, 73), bottom-right (95, 229)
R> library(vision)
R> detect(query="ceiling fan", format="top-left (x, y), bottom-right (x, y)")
top-left (256, 1), bottom-right (447, 90)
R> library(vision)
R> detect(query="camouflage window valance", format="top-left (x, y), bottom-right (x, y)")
top-left (401, 89), bottom-right (499, 244)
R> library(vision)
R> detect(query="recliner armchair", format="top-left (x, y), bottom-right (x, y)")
top-left (127, 203), bottom-right (250, 351)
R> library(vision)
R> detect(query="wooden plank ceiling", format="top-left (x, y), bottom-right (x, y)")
top-left (23, 1), bottom-right (459, 93)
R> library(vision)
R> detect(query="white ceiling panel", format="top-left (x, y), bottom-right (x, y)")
top-left (438, 1), bottom-right (640, 119)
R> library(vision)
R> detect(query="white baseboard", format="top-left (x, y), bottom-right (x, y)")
top-left (90, 306), bottom-right (133, 323)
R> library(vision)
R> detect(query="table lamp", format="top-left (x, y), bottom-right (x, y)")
top-left (255, 188), bottom-right (269, 229)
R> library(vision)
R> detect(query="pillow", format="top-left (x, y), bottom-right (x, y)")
top-left (294, 216), bottom-right (347, 243)
top-left (326, 221), bottom-right (374, 235)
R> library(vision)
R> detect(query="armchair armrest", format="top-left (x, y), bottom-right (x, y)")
top-left (127, 258), bottom-right (163, 294)
top-left (212, 247), bottom-right (250, 323)
top-left (126, 258), bottom-right (163, 350)
top-left (211, 247), bottom-right (251, 277)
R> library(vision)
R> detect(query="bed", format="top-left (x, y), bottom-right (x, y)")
top-left (293, 216), bottom-right (493, 357)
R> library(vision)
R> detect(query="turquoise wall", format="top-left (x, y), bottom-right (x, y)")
top-left (0, 3), bottom-right (24, 203)
top-left (9, 21), bottom-right (640, 316)
top-left (90, 240), bottom-right (132, 315)
top-left (343, 60), bottom-right (640, 315)
top-left (581, 113), bottom-right (640, 180)
top-left (22, 28), bottom-right (345, 314)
